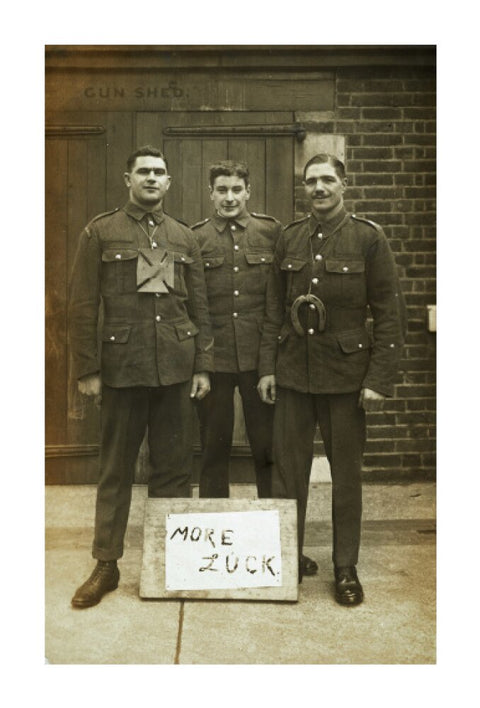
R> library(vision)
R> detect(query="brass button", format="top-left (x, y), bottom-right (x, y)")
top-left (308, 328), bottom-right (315, 335)
top-left (312, 278), bottom-right (319, 285)
top-left (233, 312), bottom-right (238, 318)
top-left (287, 263), bottom-right (292, 269)
top-left (110, 335), bottom-right (115, 341)
top-left (115, 254), bottom-right (122, 260)
top-left (233, 266), bottom-right (239, 272)
top-left (234, 290), bottom-right (239, 297)
top-left (342, 266), bottom-right (349, 272)
top-left (205, 262), bottom-right (210, 268)
top-left (234, 245), bottom-right (239, 251)
top-left (309, 303), bottom-right (316, 310)
top-left (261, 257), bottom-right (266, 262)
top-left (155, 315), bottom-right (161, 322)
top-left (152, 242), bottom-right (158, 248)
top-left (358, 343), bottom-right (363, 348)
top-left (315, 254), bottom-right (323, 262)
top-left (155, 293), bottom-right (161, 298)
top-left (230, 224), bottom-right (236, 231)
top-left (317, 232), bottom-right (323, 239)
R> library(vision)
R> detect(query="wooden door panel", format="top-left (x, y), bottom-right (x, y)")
top-left (45, 118), bottom-right (114, 481)
top-left (45, 139), bottom-right (68, 445)
top-left (266, 136), bottom-right (294, 226)
top-left (136, 111), bottom-right (295, 224)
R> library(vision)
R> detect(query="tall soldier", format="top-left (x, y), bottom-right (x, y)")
top-left (258, 154), bottom-right (407, 604)
top-left (69, 145), bottom-right (213, 608)
top-left (192, 160), bottom-right (319, 579)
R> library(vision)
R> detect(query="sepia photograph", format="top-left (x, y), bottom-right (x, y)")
top-left (44, 42), bottom-right (438, 668)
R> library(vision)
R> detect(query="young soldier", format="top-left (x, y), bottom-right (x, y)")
top-left (192, 160), bottom-right (319, 579)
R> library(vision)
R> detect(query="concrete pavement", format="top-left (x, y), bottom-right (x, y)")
top-left (45, 481), bottom-right (436, 664)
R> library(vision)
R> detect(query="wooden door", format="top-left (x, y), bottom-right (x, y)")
top-left (46, 125), bottom-right (106, 482)
top-left (45, 110), bottom-right (296, 482)
top-left (136, 111), bottom-right (295, 226)
top-left (45, 112), bottom-right (135, 482)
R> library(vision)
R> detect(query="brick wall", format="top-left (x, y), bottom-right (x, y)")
top-left (298, 65), bottom-right (436, 481)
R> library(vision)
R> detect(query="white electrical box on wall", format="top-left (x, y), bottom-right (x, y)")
top-left (427, 305), bottom-right (436, 332)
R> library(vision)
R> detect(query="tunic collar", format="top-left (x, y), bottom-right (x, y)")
top-left (212, 211), bottom-right (251, 233)
top-left (123, 200), bottom-right (165, 224)
top-left (307, 206), bottom-right (350, 239)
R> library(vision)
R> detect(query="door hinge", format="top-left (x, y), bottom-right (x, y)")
top-left (163, 123), bottom-right (306, 142)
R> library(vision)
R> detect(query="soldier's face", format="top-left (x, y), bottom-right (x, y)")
top-left (210, 175), bottom-right (250, 219)
top-left (124, 156), bottom-right (171, 208)
top-left (303, 162), bottom-right (347, 218)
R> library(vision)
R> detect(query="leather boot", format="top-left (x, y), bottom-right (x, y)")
top-left (300, 554), bottom-right (318, 576)
top-left (334, 565), bottom-right (364, 606)
top-left (71, 561), bottom-right (120, 608)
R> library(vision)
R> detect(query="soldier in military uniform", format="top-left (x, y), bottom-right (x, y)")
top-left (258, 154), bottom-right (406, 605)
top-left (192, 160), bottom-right (319, 578)
top-left (69, 145), bottom-right (213, 608)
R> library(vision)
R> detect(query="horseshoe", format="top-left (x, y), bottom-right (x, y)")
top-left (290, 294), bottom-right (327, 336)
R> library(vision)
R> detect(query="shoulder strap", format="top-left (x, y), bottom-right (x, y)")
top-left (190, 217), bottom-right (211, 230)
top-left (283, 215), bottom-right (310, 231)
top-left (351, 213), bottom-right (382, 232)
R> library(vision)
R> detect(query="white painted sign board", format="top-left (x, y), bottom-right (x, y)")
top-left (165, 510), bottom-right (282, 590)
top-left (140, 498), bottom-right (298, 601)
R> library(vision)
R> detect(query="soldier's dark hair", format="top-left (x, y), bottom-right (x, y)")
top-left (208, 160), bottom-right (250, 188)
top-left (126, 145), bottom-right (169, 172)
top-left (303, 153), bottom-right (346, 180)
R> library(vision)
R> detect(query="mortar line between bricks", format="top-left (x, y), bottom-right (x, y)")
top-left (174, 601), bottom-right (185, 664)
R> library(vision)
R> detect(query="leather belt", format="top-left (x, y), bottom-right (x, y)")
top-left (290, 294), bottom-right (326, 336)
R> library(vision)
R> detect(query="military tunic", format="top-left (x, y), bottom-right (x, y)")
top-left (259, 207), bottom-right (407, 567)
top-left (258, 208), bottom-right (406, 393)
top-left (192, 211), bottom-right (281, 498)
top-left (192, 211), bottom-right (281, 372)
top-left (69, 201), bottom-right (214, 560)
top-left (70, 201), bottom-right (213, 387)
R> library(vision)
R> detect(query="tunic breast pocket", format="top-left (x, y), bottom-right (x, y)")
top-left (280, 257), bottom-right (309, 301)
top-left (202, 255), bottom-right (225, 299)
top-left (172, 251), bottom-right (194, 296)
top-left (324, 258), bottom-right (367, 304)
top-left (101, 248), bottom-right (138, 294)
top-left (244, 251), bottom-right (274, 294)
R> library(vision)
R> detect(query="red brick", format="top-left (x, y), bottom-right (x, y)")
top-left (395, 439), bottom-right (435, 452)
top-left (363, 453), bottom-right (404, 467)
top-left (352, 147), bottom-right (394, 160)
top-left (361, 160), bottom-right (403, 172)
top-left (362, 134), bottom-right (403, 146)
top-left (351, 121), bottom-right (395, 134)
top-left (336, 107), bottom-right (362, 119)
top-left (355, 174), bottom-right (395, 186)
top-left (362, 107), bottom-right (403, 120)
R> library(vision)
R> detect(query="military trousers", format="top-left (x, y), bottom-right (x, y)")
top-left (196, 371), bottom-right (274, 498)
top-left (272, 387), bottom-right (366, 568)
top-left (93, 381), bottom-right (193, 561)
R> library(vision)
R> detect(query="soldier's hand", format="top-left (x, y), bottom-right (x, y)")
top-left (257, 375), bottom-right (276, 404)
top-left (190, 372), bottom-right (211, 400)
top-left (78, 373), bottom-right (102, 397)
top-left (78, 373), bottom-right (102, 408)
top-left (359, 387), bottom-right (385, 412)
